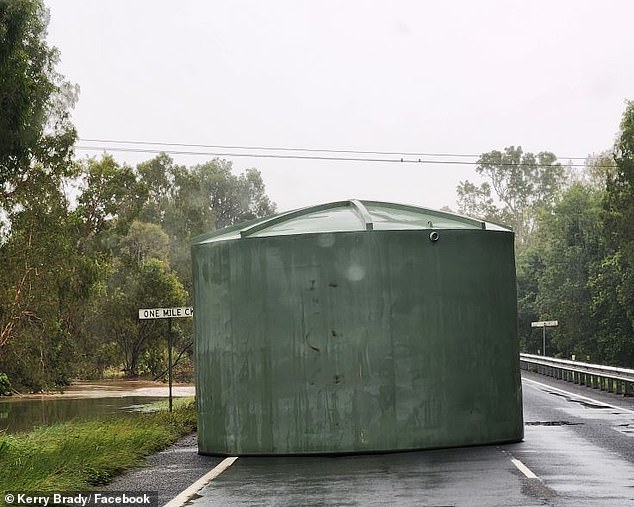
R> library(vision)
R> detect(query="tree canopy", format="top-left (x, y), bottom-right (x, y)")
top-left (457, 146), bottom-right (566, 248)
top-left (1, 0), bottom-right (633, 390)
top-left (0, 0), bottom-right (78, 209)
top-left (469, 105), bottom-right (634, 366)
top-left (0, 1), bottom-right (278, 390)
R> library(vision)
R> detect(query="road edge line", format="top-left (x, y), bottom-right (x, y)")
top-left (523, 377), bottom-right (634, 415)
top-left (162, 456), bottom-right (238, 507)
top-left (511, 458), bottom-right (538, 479)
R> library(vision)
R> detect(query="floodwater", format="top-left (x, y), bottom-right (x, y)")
top-left (0, 379), bottom-right (195, 434)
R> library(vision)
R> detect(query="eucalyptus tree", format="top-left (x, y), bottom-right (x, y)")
top-left (596, 101), bottom-right (634, 366)
top-left (0, 0), bottom-right (79, 390)
top-left (457, 146), bottom-right (566, 249)
top-left (533, 183), bottom-right (604, 359)
top-left (0, 0), bottom-right (77, 210)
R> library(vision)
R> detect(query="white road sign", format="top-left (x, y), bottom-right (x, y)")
top-left (531, 320), bottom-right (558, 328)
top-left (138, 307), bottom-right (193, 319)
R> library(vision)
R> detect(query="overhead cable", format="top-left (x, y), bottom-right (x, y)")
top-left (78, 138), bottom-right (594, 161)
top-left (75, 144), bottom-right (610, 169)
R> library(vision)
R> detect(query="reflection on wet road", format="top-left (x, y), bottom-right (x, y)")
top-left (186, 372), bottom-right (634, 506)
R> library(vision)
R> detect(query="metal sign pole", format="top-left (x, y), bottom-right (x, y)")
top-left (138, 306), bottom-right (193, 413)
top-left (168, 317), bottom-right (173, 413)
top-left (531, 320), bottom-right (558, 357)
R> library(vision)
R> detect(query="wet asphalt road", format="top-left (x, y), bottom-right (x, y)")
top-left (101, 434), bottom-right (221, 506)
top-left (105, 371), bottom-right (634, 506)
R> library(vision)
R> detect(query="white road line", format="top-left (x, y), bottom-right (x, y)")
top-left (511, 458), bottom-right (539, 479)
top-left (162, 456), bottom-right (238, 507)
top-left (523, 377), bottom-right (634, 416)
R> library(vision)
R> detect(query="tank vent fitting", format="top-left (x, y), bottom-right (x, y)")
top-left (429, 231), bottom-right (439, 242)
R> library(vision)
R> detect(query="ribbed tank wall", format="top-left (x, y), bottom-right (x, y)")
top-left (192, 229), bottom-right (523, 455)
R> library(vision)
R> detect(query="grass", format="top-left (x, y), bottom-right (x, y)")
top-left (0, 397), bottom-right (196, 492)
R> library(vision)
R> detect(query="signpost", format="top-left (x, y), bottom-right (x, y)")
top-left (139, 307), bottom-right (194, 411)
top-left (138, 307), bottom-right (193, 320)
top-left (531, 320), bottom-right (558, 356)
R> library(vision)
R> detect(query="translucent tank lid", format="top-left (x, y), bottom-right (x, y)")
top-left (193, 199), bottom-right (511, 244)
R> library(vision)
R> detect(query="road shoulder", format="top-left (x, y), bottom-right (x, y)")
top-left (100, 433), bottom-right (221, 506)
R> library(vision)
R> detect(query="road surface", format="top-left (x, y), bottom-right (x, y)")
top-left (183, 371), bottom-right (634, 506)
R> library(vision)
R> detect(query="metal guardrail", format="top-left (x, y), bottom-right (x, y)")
top-left (519, 353), bottom-right (634, 396)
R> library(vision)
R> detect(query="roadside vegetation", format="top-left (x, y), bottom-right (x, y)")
top-left (455, 106), bottom-right (634, 366)
top-left (1, 0), bottom-right (633, 397)
top-left (0, 2), bottom-right (275, 392)
top-left (0, 398), bottom-right (196, 491)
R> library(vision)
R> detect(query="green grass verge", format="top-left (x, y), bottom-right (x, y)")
top-left (0, 397), bottom-right (196, 492)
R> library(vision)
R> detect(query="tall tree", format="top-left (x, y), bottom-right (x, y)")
top-left (136, 155), bottom-right (276, 287)
top-left (168, 158), bottom-right (276, 233)
top-left (598, 100), bottom-right (634, 366)
top-left (457, 146), bottom-right (566, 248)
top-left (515, 245), bottom-right (544, 353)
top-left (533, 183), bottom-right (604, 359)
top-left (68, 154), bottom-right (278, 381)
top-left (0, 0), bottom-right (77, 211)
top-left (94, 256), bottom-right (187, 377)
top-left (0, 167), bottom-right (80, 390)
top-left (73, 155), bottom-right (147, 262)
top-left (0, 0), bottom-right (79, 390)
top-left (604, 101), bottom-right (634, 263)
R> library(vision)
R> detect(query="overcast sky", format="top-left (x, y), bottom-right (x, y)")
top-left (46, 0), bottom-right (634, 213)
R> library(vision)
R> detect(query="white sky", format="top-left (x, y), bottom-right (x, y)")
top-left (46, 0), bottom-right (634, 213)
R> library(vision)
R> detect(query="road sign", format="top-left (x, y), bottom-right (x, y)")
top-left (531, 320), bottom-right (558, 357)
top-left (138, 307), bottom-right (193, 320)
top-left (138, 306), bottom-right (193, 412)
top-left (531, 320), bottom-right (558, 327)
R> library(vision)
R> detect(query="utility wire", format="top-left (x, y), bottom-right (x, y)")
top-left (76, 145), bottom-right (472, 164)
top-left (75, 144), bottom-right (610, 169)
top-left (79, 138), bottom-right (486, 159)
top-left (79, 138), bottom-right (595, 161)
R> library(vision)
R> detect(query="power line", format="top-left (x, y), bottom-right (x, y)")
top-left (75, 144), bottom-right (609, 168)
top-left (79, 138), bottom-right (483, 159)
top-left (76, 145), bottom-right (470, 164)
top-left (78, 138), bottom-right (594, 161)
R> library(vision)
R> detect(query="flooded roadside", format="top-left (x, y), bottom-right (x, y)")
top-left (0, 379), bottom-right (195, 434)
top-left (38, 379), bottom-right (196, 398)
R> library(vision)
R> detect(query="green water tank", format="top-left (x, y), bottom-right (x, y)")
top-left (192, 200), bottom-right (523, 455)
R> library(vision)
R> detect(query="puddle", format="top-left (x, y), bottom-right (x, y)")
top-left (525, 421), bottom-right (583, 426)
top-left (543, 389), bottom-right (612, 409)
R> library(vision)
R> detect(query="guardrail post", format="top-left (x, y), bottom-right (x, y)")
top-left (519, 353), bottom-right (634, 398)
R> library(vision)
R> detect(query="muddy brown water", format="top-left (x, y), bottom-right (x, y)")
top-left (0, 380), bottom-right (195, 434)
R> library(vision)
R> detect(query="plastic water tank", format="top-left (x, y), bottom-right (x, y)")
top-left (191, 200), bottom-right (523, 455)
